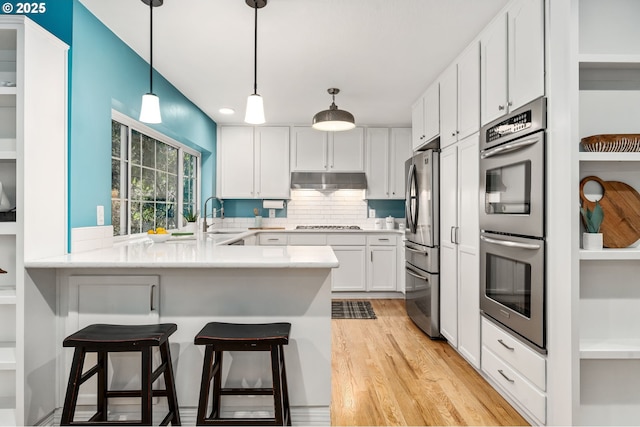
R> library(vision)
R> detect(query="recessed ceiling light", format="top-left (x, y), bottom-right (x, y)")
top-left (219, 107), bottom-right (235, 115)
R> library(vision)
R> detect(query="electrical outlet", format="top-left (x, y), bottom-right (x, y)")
top-left (269, 209), bottom-right (275, 218)
top-left (97, 205), bottom-right (104, 225)
top-left (369, 208), bottom-right (376, 218)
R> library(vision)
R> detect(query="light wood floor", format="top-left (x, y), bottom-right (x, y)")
top-left (331, 299), bottom-right (529, 426)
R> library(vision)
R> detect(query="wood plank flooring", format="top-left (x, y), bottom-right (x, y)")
top-left (331, 299), bottom-right (529, 426)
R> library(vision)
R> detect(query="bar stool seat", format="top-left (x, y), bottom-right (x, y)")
top-left (194, 322), bottom-right (291, 426)
top-left (61, 323), bottom-right (181, 426)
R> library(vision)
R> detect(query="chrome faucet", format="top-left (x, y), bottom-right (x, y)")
top-left (202, 196), bottom-right (225, 232)
top-left (203, 196), bottom-right (216, 232)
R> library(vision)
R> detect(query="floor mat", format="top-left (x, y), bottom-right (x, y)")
top-left (331, 300), bottom-right (377, 319)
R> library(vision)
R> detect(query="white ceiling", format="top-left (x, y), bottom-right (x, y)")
top-left (78, 0), bottom-right (509, 127)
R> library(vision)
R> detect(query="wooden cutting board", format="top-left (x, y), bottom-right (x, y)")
top-left (580, 175), bottom-right (640, 248)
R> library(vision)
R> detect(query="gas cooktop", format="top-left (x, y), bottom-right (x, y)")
top-left (295, 225), bottom-right (361, 230)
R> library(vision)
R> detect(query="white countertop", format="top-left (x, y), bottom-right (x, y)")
top-left (25, 237), bottom-right (339, 269)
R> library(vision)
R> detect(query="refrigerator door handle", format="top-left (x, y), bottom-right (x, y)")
top-left (406, 163), bottom-right (418, 234)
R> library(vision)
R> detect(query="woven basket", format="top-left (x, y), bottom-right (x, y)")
top-left (581, 134), bottom-right (640, 152)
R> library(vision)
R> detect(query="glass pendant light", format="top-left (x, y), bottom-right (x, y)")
top-left (139, 0), bottom-right (162, 124)
top-left (312, 88), bottom-right (355, 131)
top-left (244, 0), bottom-right (267, 125)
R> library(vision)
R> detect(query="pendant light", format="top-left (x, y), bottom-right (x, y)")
top-left (312, 88), bottom-right (356, 131)
top-left (244, 0), bottom-right (267, 125)
top-left (139, 0), bottom-right (163, 124)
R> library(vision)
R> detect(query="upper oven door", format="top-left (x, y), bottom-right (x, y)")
top-left (479, 130), bottom-right (544, 238)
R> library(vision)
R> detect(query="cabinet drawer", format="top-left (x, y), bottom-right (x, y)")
top-left (258, 233), bottom-right (288, 246)
top-left (482, 346), bottom-right (546, 424)
top-left (482, 317), bottom-right (546, 390)
top-left (327, 234), bottom-right (366, 246)
top-left (288, 234), bottom-right (327, 246)
top-left (366, 235), bottom-right (396, 246)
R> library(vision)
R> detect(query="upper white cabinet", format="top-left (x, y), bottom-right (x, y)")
top-left (366, 128), bottom-right (412, 199)
top-left (480, 0), bottom-right (544, 125)
top-left (218, 126), bottom-right (290, 199)
top-left (0, 17), bottom-right (67, 427)
top-left (411, 82), bottom-right (439, 151)
top-left (291, 126), bottom-right (364, 172)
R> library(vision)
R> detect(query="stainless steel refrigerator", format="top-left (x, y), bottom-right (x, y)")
top-left (404, 149), bottom-right (441, 338)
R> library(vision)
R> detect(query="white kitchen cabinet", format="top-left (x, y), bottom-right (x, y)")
top-left (480, 0), bottom-right (544, 125)
top-left (66, 276), bottom-right (159, 406)
top-left (327, 234), bottom-right (367, 292)
top-left (411, 82), bottom-right (439, 151)
top-left (258, 233), bottom-right (288, 246)
top-left (365, 128), bottom-right (412, 200)
top-left (482, 317), bottom-right (546, 424)
top-left (0, 17), bottom-right (67, 426)
top-left (218, 126), bottom-right (290, 199)
top-left (291, 126), bottom-right (364, 172)
top-left (439, 134), bottom-right (480, 368)
top-left (439, 42), bottom-right (481, 150)
top-left (366, 235), bottom-right (397, 292)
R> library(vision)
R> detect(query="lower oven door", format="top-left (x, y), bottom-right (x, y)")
top-left (405, 263), bottom-right (440, 339)
top-left (480, 231), bottom-right (545, 350)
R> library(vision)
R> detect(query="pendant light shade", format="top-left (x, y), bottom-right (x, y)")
top-left (245, 0), bottom-right (267, 125)
top-left (312, 88), bottom-right (355, 131)
top-left (139, 0), bottom-right (163, 124)
top-left (245, 94), bottom-right (265, 124)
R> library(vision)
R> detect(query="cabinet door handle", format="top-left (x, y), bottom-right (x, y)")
top-left (267, 238), bottom-right (280, 241)
top-left (498, 339), bottom-right (514, 351)
top-left (150, 284), bottom-right (156, 311)
top-left (450, 226), bottom-right (456, 244)
top-left (451, 132), bottom-right (456, 137)
top-left (498, 105), bottom-right (505, 111)
top-left (455, 227), bottom-right (460, 245)
top-left (371, 251), bottom-right (373, 262)
top-left (508, 100), bottom-right (513, 107)
top-left (498, 369), bottom-right (515, 383)
top-left (379, 238), bottom-right (390, 242)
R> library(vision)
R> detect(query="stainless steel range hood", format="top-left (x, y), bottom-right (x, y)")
top-left (290, 172), bottom-right (367, 190)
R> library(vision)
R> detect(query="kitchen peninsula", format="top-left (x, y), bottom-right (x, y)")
top-left (23, 237), bottom-right (338, 426)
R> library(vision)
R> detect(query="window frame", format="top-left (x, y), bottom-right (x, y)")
top-left (111, 110), bottom-right (201, 238)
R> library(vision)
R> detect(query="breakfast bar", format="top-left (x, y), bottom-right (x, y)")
top-left (24, 238), bottom-right (338, 426)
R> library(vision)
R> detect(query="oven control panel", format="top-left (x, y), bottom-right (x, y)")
top-left (481, 97), bottom-right (546, 149)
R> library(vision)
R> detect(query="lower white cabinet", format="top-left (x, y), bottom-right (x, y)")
top-left (328, 234), bottom-right (367, 292)
top-left (482, 317), bottom-right (546, 424)
top-left (260, 232), bottom-right (400, 293)
top-left (366, 235), bottom-right (397, 292)
top-left (66, 276), bottom-right (160, 406)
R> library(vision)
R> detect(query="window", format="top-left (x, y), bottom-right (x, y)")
top-left (111, 113), bottom-right (200, 236)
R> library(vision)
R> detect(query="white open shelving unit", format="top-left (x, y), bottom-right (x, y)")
top-left (0, 16), bottom-right (67, 426)
top-left (577, 0), bottom-right (640, 424)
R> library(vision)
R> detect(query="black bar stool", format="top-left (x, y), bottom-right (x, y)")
top-left (61, 323), bottom-right (181, 426)
top-left (194, 322), bottom-right (291, 426)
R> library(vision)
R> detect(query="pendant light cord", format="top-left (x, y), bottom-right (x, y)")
top-left (149, 0), bottom-right (154, 93)
top-left (253, 0), bottom-right (258, 95)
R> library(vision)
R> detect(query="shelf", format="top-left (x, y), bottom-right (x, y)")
top-left (0, 223), bottom-right (16, 235)
top-left (580, 248), bottom-right (640, 260)
top-left (0, 87), bottom-right (15, 96)
top-left (0, 287), bottom-right (15, 305)
top-left (0, 397), bottom-right (16, 427)
top-left (579, 54), bottom-right (640, 68)
top-left (579, 152), bottom-right (640, 162)
top-left (580, 338), bottom-right (640, 359)
top-left (0, 343), bottom-right (15, 370)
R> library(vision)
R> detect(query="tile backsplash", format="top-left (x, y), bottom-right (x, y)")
top-left (287, 190), bottom-right (368, 223)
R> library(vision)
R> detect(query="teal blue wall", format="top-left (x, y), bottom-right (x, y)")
top-left (69, 1), bottom-right (216, 229)
top-left (367, 200), bottom-right (405, 218)
top-left (17, 0), bottom-right (73, 45)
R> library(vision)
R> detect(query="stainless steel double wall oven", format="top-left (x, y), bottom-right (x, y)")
top-left (479, 97), bottom-right (546, 352)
